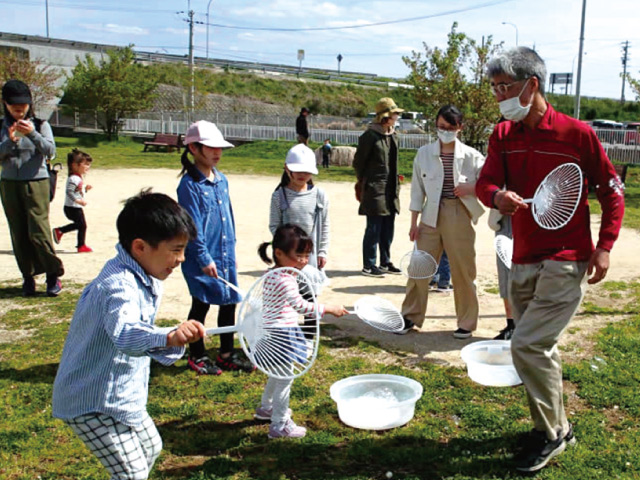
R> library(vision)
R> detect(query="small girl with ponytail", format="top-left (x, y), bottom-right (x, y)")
top-left (255, 223), bottom-right (347, 439)
top-left (177, 121), bottom-right (255, 375)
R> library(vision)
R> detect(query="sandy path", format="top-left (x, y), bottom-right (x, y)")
top-left (1, 168), bottom-right (637, 366)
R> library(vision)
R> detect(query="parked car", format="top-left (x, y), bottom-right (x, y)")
top-left (624, 122), bottom-right (640, 145)
top-left (591, 119), bottom-right (625, 144)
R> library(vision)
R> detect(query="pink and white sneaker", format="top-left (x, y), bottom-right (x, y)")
top-left (268, 419), bottom-right (307, 439)
top-left (254, 406), bottom-right (292, 421)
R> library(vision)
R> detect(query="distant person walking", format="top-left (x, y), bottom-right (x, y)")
top-left (321, 139), bottom-right (332, 168)
top-left (296, 107), bottom-right (310, 145)
top-left (353, 97), bottom-right (404, 278)
top-left (0, 79), bottom-right (64, 297)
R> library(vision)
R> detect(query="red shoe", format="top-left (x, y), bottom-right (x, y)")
top-left (52, 228), bottom-right (63, 244)
top-left (77, 245), bottom-right (93, 253)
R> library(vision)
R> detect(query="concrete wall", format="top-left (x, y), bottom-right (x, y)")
top-left (0, 32), bottom-right (114, 118)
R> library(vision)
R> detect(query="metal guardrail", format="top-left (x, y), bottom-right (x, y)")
top-left (49, 108), bottom-right (640, 162)
top-left (119, 118), bottom-right (434, 150)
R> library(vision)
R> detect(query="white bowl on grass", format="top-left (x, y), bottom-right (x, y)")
top-left (330, 374), bottom-right (423, 430)
top-left (460, 340), bottom-right (522, 387)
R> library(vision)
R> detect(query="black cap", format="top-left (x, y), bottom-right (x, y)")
top-left (2, 80), bottom-right (32, 105)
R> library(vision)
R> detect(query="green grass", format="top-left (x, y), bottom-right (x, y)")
top-left (1, 280), bottom-right (640, 479)
top-left (55, 136), bottom-right (417, 184)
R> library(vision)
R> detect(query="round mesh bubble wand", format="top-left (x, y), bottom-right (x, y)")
top-left (346, 295), bottom-right (405, 332)
top-left (521, 163), bottom-right (583, 230)
top-left (494, 234), bottom-right (513, 270)
top-left (206, 267), bottom-right (320, 380)
top-left (399, 242), bottom-right (439, 279)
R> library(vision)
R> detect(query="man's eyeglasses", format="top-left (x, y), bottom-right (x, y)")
top-left (490, 80), bottom-right (523, 96)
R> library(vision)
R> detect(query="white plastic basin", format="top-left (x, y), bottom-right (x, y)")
top-left (330, 374), bottom-right (423, 430)
top-left (460, 340), bottom-right (522, 387)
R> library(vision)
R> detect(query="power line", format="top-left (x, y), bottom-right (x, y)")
top-left (0, 0), bottom-right (177, 14)
top-left (202, 0), bottom-right (517, 32)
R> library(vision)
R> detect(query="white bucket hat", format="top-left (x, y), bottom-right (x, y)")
top-left (184, 120), bottom-right (234, 148)
top-left (285, 143), bottom-right (318, 174)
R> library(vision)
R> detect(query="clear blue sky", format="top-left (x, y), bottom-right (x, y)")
top-left (3, 0), bottom-right (639, 100)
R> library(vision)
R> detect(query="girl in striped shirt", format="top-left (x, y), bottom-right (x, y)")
top-left (255, 224), bottom-right (347, 439)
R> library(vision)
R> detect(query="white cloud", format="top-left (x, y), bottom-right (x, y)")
top-left (164, 27), bottom-right (188, 35)
top-left (80, 23), bottom-right (148, 36)
top-left (239, 33), bottom-right (255, 39)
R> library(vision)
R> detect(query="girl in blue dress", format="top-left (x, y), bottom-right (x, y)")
top-left (178, 120), bottom-right (254, 375)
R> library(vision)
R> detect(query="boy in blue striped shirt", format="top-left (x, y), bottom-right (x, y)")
top-left (53, 190), bottom-right (206, 480)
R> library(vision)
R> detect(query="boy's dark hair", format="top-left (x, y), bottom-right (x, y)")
top-left (258, 223), bottom-right (313, 265)
top-left (67, 148), bottom-right (92, 174)
top-left (436, 105), bottom-right (463, 127)
top-left (117, 189), bottom-right (197, 253)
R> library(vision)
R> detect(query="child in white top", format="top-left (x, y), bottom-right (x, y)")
top-left (53, 149), bottom-right (93, 252)
top-left (255, 224), bottom-right (347, 439)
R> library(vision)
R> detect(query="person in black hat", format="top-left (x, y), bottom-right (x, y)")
top-left (296, 107), bottom-right (310, 145)
top-left (1, 79), bottom-right (64, 296)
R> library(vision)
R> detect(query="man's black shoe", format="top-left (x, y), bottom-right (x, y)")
top-left (514, 429), bottom-right (566, 473)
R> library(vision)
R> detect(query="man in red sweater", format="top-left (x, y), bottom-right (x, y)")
top-left (476, 47), bottom-right (624, 473)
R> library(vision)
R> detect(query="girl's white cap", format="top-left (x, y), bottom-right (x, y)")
top-left (184, 120), bottom-right (234, 148)
top-left (285, 143), bottom-right (318, 174)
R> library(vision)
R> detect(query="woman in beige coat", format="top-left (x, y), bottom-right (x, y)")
top-left (400, 105), bottom-right (485, 338)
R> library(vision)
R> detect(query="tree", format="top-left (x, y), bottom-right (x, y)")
top-left (627, 73), bottom-right (640, 101)
top-left (63, 46), bottom-right (157, 140)
top-left (402, 23), bottom-right (502, 149)
top-left (0, 48), bottom-right (61, 113)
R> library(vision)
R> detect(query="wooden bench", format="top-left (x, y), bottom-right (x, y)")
top-left (613, 164), bottom-right (628, 185)
top-left (143, 134), bottom-right (183, 152)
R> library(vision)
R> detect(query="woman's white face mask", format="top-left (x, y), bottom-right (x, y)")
top-left (437, 129), bottom-right (458, 144)
top-left (499, 79), bottom-right (532, 122)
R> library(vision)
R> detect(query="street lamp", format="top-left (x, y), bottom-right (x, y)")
top-left (502, 21), bottom-right (518, 46)
top-left (206, 0), bottom-right (214, 59)
top-left (45, 0), bottom-right (50, 37)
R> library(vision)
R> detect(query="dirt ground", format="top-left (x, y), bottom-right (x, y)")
top-left (1, 168), bottom-right (638, 366)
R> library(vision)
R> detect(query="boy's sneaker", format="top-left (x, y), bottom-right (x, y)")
top-left (216, 350), bottom-right (257, 373)
top-left (379, 263), bottom-right (402, 275)
top-left (52, 228), bottom-right (63, 244)
top-left (514, 429), bottom-right (566, 472)
top-left (394, 317), bottom-right (416, 335)
top-left (268, 419), bottom-right (307, 439)
top-left (435, 284), bottom-right (453, 293)
top-left (188, 356), bottom-right (222, 375)
top-left (254, 406), bottom-right (293, 421)
top-left (77, 245), bottom-right (93, 253)
top-left (453, 328), bottom-right (472, 339)
top-left (22, 276), bottom-right (36, 297)
top-left (46, 275), bottom-right (62, 297)
top-left (494, 324), bottom-right (515, 340)
top-left (361, 266), bottom-right (385, 278)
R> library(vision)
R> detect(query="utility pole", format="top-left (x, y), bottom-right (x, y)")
top-left (337, 54), bottom-right (343, 77)
top-left (45, 0), bottom-right (50, 37)
top-left (206, 0), bottom-right (214, 59)
top-left (573, 0), bottom-right (587, 119)
top-left (621, 40), bottom-right (630, 104)
top-left (188, 8), bottom-right (195, 115)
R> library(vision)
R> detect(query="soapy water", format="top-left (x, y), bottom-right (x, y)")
top-left (339, 387), bottom-right (405, 428)
top-left (469, 348), bottom-right (513, 366)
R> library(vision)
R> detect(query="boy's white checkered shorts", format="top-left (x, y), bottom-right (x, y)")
top-left (66, 412), bottom-right (162, 480)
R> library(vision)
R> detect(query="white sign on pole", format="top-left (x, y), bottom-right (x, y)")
top-left (297, 49), bottom-right (305, 61)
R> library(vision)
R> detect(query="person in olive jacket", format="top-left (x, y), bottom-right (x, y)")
top-left (353, 97), bottom-right (403, 278)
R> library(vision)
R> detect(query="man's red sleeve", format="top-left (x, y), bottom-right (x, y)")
top-left (581, 129), bottom-right (625, 252)
top-left (476, 129), bottom-right (505, 208)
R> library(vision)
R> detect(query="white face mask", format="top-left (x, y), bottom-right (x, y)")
top-left (437, 129), bottom-right (458, 144)
top-left (499, 79), bottom-right (532, 122)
